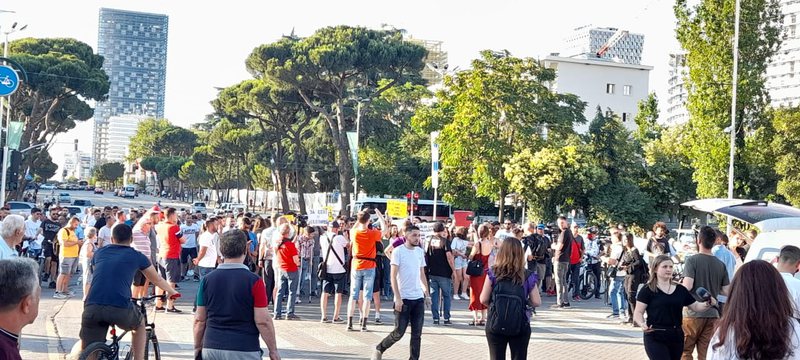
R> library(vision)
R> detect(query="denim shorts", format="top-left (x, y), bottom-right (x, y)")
top-left (350, 268), bottom-right (376, 301)
top-left (454, 257), bottom-right (468, 270)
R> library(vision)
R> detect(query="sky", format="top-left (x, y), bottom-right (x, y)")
top-left (3, 0), bottom-right (680, 178)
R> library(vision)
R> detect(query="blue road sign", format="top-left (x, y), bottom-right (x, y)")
top-left (0, 65), bottom-right (19, 96)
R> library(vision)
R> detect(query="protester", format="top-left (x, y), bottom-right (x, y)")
top-left (320, 222), bottom-right (348, 323)
top-left (681, 226), bottom-right (730, 359)
top-left (78, 227), bottom-right (98, 301)
top-left (274, 224), bottom-right (301, 320)
top-left (480, 238), bottom-right (540, 360)
top-left (346, 209), bottom-right (388, 332)
top-left (584, 230), bottom-right (602, 299)
top-left (568, 223), bottom-right (585, 303)
top-left (776, 245), bottom-right (800, 317)
top-left (371, 225), bottom-right (430, 360)
top-left (552, 216), bottom-right (574, 309)
top-left (0, 215), bottom-right (25, 260)
top-left (451, 226), bottom-right (470, 300)
top-left (633, 255), bottom-right (714, 360)
top-left (55, 216), bottom-right (82, 299)
top-left (194, 229), bottom-right (280, 360)
top-left (0, 257), bottom-right (40, 360)
top-left (711, 230), bottom-right (737, 310)
top-left (619, 232), bottom-right (646, 326)
top-left (469, 224), bottom-right (493, 326)
top-left (155, 208), bottom-right (186, 313)
top-left (426, 221), bottom-right (455, 325)
top-left (78, 224), bottom-right (178, 360)
top-left (707, 260), bottom-right (800, 359)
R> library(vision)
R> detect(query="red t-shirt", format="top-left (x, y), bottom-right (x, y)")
top-left (156, 221), bottom-right (182, 259)
top-left (352, 228), bottom-right (380, 270)
top-left (277, 239), bottom-right (299, 272)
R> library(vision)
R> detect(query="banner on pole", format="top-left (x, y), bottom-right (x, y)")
top-left (386, 199), bottom-right (408, 218)
top-left (431, 131), bottom-right (440, 189)
top-left (346, 131), bottom-right (359, 176)
top-left (8, 121), bottom-right (23, 150)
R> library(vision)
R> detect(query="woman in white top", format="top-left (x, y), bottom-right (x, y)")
top-left (707, 260), bottom-right (800, 360)
top-left (78, 227), bottom-right (98, 301)
top-left (450, 226), bottom-right (470, 301)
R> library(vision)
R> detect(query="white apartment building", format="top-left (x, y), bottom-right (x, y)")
top-left (543, 55), bottom-right (653, 132)
top-left (102, 114), bottom-right (147, 163)
top-left (767, 0), bottom-right (800, 108)
top-left (666, 52), bottom-right (689, 125)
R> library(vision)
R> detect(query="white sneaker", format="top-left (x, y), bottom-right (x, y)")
top-left (53, 292), bottom-right (68, 299)
top-left (453, 295), bottom-right (460, 300)
top-left (460, 294), bottom-right (470, 300)
top-left (371, 349), bottom-right (383, 360)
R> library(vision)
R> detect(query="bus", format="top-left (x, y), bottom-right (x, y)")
top-left (353, 197), bottom-right (452, 222)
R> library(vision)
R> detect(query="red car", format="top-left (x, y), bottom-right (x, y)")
top-left (94, 187), bottom-right (104, 195)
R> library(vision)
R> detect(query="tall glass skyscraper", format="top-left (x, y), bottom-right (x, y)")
top-left (93, 8), bottom-right (168, 164)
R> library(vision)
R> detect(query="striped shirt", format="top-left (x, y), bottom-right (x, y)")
top-left (131, 229), bottom-right (151, 258)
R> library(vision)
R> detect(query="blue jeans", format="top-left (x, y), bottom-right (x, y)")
top-left (296, 258), bottom-right (311, 295)
top-left (350, 268), bottom-right (376, 302)
top-left (609, 277), bottom-right (627, 315)
top-left (197, 266), bottom-right (215, 279)
top-left (429, 276), bottom-right (452, 321)
top-left (275, 269), bottom-right (299, 317)
top-left (381, 256), bottom-right (393, 298)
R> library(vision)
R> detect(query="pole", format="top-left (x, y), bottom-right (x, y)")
top-left (433, 188), bottom-right (438, 221)
top-left (728, 0), bottom-right (741, 230)
top-left (0, 32), bottom-right (10, 206)
top-left (352, 101), bottom-right (361, 214)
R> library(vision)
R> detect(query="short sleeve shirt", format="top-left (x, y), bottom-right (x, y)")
top-left (40, 219), bottom-right (61, 242)
top-left (58, 228), bottom-right (79, 258)
top-left (197, 232), bottom-right (219, 268)
top-left (86, 245), bottom-right (151, 308)
top-left (321, 233), bottom-right (348, 274)
top-left (391, 245), bottom-right (426, 300)
top-left (637, 284), bottom-right (695, 327)
top-left (352, 228), bottom-right (380, 270)
top-left (683, 253), bottom-right (730, 318)
top-left (156, 221), bottom-right (182, 259)
top-left (426, 235), bottom-right (453, 278)
top-left (276, 239), bottom-right (299, 272)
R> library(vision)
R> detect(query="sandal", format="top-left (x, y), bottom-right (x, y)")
top-left (477, 320), bottom-right (486, 326)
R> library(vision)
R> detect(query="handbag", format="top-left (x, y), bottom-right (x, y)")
top-left (317, 234), bottom-right (333, 279)
top-left (466, 241), bottom-right (485, 276)
top-left (606, 247), bottom-right (625, 278)
top-left (329, 234), bottom-right (349, 274)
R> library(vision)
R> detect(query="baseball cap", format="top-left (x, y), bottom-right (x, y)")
top-left (329, 221), bottom-right (340, 229)
top-left (537, 224), bottom-right (546, 230)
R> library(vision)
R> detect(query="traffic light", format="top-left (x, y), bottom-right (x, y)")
top-left (7, 150), bottom-right (21, 190)
top-left (406, 192), bottom-right (412, 212)
top-left (412, 191), bottom-right (419, 212)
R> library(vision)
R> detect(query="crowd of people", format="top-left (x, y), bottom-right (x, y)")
top-left (2, 202), bottom-right (800, 359)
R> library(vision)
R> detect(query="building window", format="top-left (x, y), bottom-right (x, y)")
top-left (606, 83), bottom-right (615, 94)
top-left (622, 113), bottom-right (629, 122)
top-left (623, 85), bottom-right (632, 96)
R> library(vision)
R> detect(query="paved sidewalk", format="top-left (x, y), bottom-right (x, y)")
top-left (22, 279), bottom-right (649, 360)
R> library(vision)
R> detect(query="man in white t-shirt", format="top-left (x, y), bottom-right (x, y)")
top-left (320, 221), bottom-right (349, 323)
top-left (24, 209), bottom-right (43, 257)
top-left (777, 245), bottom-right (800, 317)
top-left (180, 216), bottom-right (201, 281)
top-left (193, 216), bottom-right (220, 313)
top-left (372, 225), bottom-right (430, 360)
top-left (96, 215), bottom-right (115, 248)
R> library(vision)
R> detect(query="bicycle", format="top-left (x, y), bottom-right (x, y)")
top-left (79, 294), bottom-right (174, 360)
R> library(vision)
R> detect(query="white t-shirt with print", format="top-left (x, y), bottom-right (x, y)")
top-left (181, 223), bottom-right (200, 248)
top-left (98, 226), bottom-right (113, 247)
top-left (391, 244), bottom-right (427, 300)
top-left (320, 232), bottom-right (348, 274)
top-left (197, 232), bottom-right (219, 268)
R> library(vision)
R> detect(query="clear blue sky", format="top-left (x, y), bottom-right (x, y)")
top-left (3, 0), bottom-right (680, 176)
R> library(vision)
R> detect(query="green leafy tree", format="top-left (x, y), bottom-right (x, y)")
top-left (7, 38), bottom-right (110, 195)
top-left (247, 26), bottom-right (428, 213)
top-left (505, 137), bottom-right (607, 220)
top-left (632, 93), bottom-right (663, 146)
top-left (641, 126), bottom-right (697, 215)
top-left (412, 50), bottom-right (586, 219)
top-left (675, 0), bottom-right (782, 198)
top-left (773, 107), bottom-right (800, 204)
top-left (93, 162), bottom-right (125, 186)
top-left (128, 119), bottom-right (198, 160)
top-left (140, 156), bottom-right (188, 192)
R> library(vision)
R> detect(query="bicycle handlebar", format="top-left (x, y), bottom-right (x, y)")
top-left (131, 293), bottom-right (181, 302)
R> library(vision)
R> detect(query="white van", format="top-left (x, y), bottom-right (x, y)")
top-left (123, 186), bottom-right (136, 198)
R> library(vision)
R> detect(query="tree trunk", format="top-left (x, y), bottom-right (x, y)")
top-left (274, 168), bottom-right (290, 213)
top-left (498, 188), bottom-right (506, 222)
top-left (334, 101), bottom-right (354, 215)
top-left (293, 137), bottom-right (307, 215)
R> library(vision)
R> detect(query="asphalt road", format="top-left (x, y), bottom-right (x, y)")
top-left (39, 190), bottom-right (194, 212)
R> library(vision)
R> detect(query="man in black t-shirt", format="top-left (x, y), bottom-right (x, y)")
top-left (552, 216), bottom-right (573, 309)
top-left (40, 212), bottom-right (62, 285)
top-left (425, 222), bottom-right (455, 325)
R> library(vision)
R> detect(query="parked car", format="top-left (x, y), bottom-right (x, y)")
top-left (94, 187), bottom-right (104, 195)
top-left (6, 201), bottom-right (36, 217)
top-left (59, 192), bottom-right (71, 204)
top-left (63, 206), bottom-right (83, 217)
top-left (191, 202), bottom-right (208, 214)
top-left (40, 184), bottom-right (55, 190)
top-left (681, 198), bottom-right (800, 264)
top-left (214, 203), bottom-right (246, 215)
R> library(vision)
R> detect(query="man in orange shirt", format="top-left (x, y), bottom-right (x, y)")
top-left (346, 209), bottom-right (389, 332)
top-left (155, 208), bottom-right (185, 312)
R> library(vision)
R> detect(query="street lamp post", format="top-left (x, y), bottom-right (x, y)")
top-left (728, 0), bottom-right (741, 230)
top-left (0, 21), bottom-right (27, 206)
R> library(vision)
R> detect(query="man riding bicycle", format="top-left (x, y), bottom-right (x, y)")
top-left (75, 224), bottom-right (179, 360)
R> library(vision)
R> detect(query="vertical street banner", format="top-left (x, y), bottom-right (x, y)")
top-left (346, 131), bottom-right (359, 177)
top-left (431, 131), bottom-right (440, 189)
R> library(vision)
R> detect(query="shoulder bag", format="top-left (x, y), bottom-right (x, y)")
top-left (317, 234), bottom-right (333, 279)
top-left (466, 241), bottom-right (485, 276)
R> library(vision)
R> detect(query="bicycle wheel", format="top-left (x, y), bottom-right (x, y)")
top-left (79, 342), bottom-right (116, 360)
top-left (146, 329), bottom-right (161, 360)
top-left (579, 273), bottom-right (597, 300)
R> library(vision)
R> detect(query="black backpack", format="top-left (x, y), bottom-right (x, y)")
top-left (486, 271), bottom-right (530, 336)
